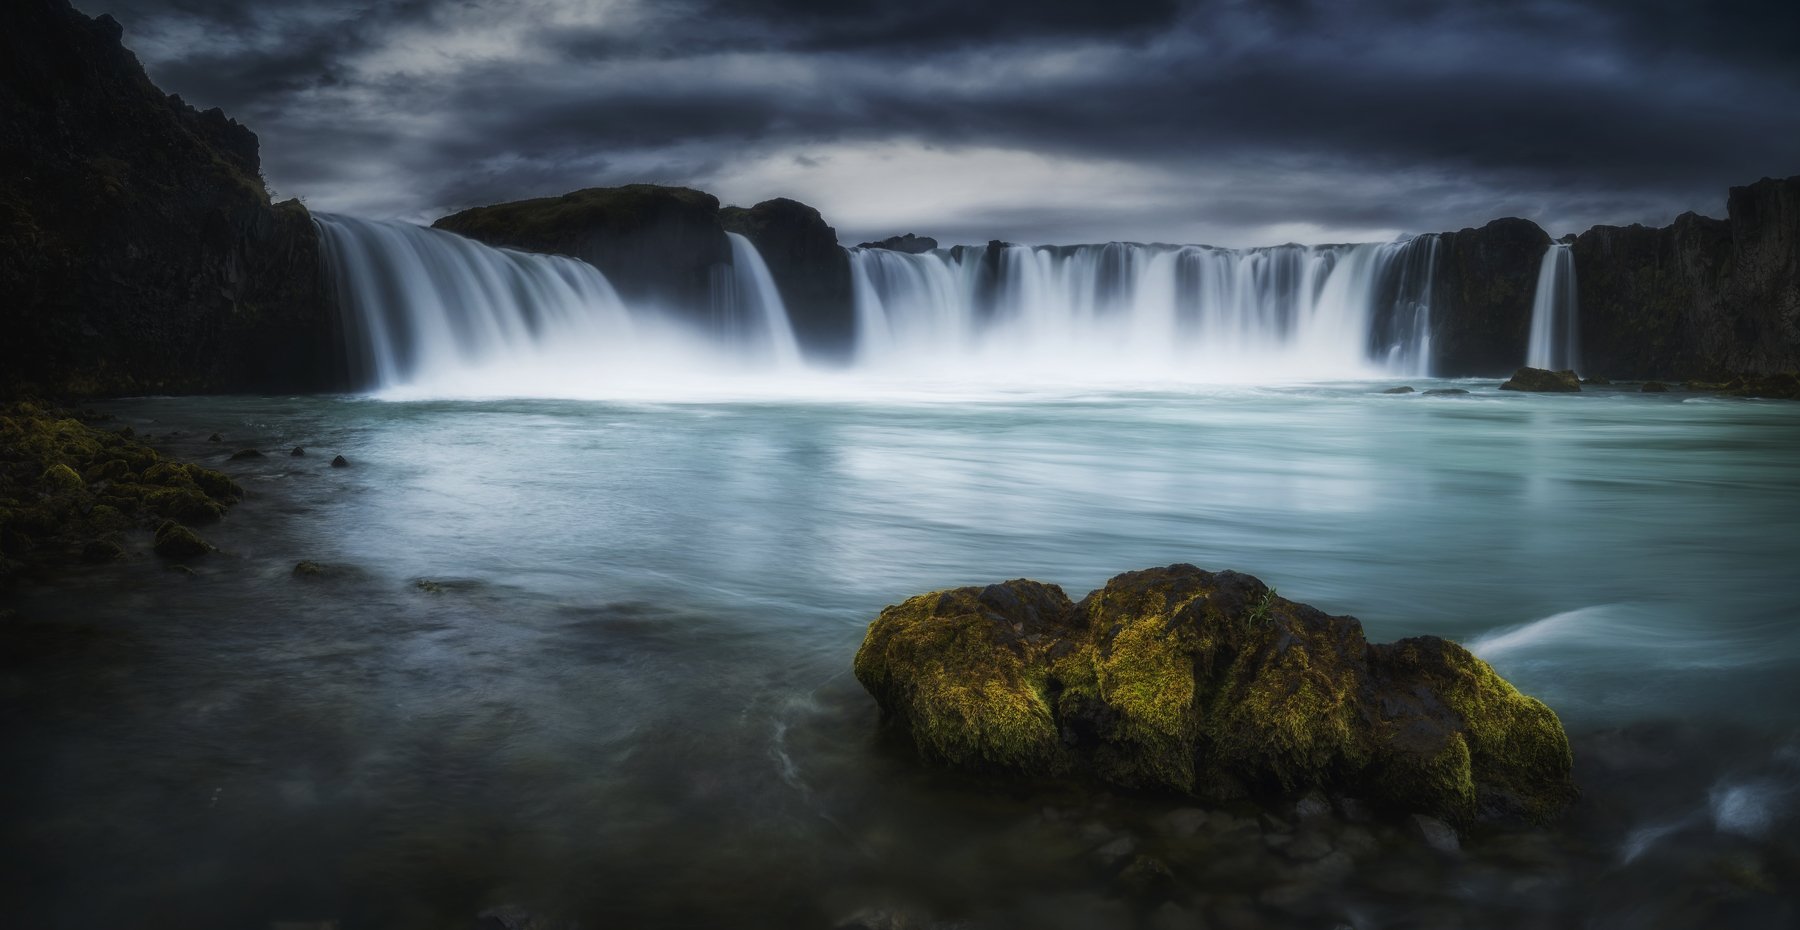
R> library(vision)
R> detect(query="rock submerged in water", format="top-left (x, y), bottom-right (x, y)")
top-left (1498, 367), bottom-right (1581, 392)
top-left (854, 565), bottom-right (1576, 828)
top-left (152, 521), bottom-right (211, 559)
top-left (1381, 386), bottom-right (1415, 394)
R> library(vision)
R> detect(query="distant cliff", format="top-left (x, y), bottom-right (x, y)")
top-left (1573, 176), bottom-right (1800, 380)
top-left (436, 187), bottom-right (859, 361)
top-left (0, 0), bottom-right (341, 398)
top-left (1428, 218), bottom-right (1552, 376)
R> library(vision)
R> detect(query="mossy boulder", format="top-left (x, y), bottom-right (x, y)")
top-left (854, 565), bottom-right (1577, 828)
top-left (1499, 367), bottom-right (1581, 392)
top-left (152, 521), bottom-right (211, 560)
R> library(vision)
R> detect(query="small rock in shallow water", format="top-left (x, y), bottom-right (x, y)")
top-left (1499, 367), bottom-right (1581, 392)
top-left (81, 539), bottom-right (125, 563)
top-left (1642, 381), bottom-right (1670, 393)
top-left (1410, 814), bottom-right (1461, 853)
top-left (1094, 835), bottom-right (1137, 865)
top-left (1295, 792), bottom-right (1332, 820)
top-left (152, 521), bottom-right (211, 560)
top-left (1381, 386), bottom-right (1415, 394)
top-left (1160, 807), bottom-right (1210, 838)
top-left (1116, 854), bottom-right (1175, 898)
top-left (330, 455), bottom-right (349, 468)
top-left (1423, 388), bottom-right (1470, 396)
top-left (290, 447), bottom-right (306, 457)
top-left (228, 448), bottom-right (263, 460)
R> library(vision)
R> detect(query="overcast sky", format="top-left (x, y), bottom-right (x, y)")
top-left (99, 0), bottom-right (1800, 247)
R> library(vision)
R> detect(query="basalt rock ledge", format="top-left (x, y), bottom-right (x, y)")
top-left (854, 565), bottom-right (1577, 829)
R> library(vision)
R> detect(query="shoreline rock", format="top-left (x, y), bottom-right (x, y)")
top-left (1499, 367), bottom-right (1582, 392)
top-left (854, 564), bottom-right (1577, 828)
top-left (0, 401), bottom-right (241, 586)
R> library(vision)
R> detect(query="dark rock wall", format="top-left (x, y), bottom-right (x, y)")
top-left (1573, 176), bottom-right (1800, 380)
top-left (721, 198), bottom-right (854, 360)
top-left (1428, 218), bottom-right (1552, 377)
top-left (0, 0), bottom-right (341, 398)
top-left (433, 185), bottom-right (732, 326)
top-left (438, 188), bottom-right (860, 360)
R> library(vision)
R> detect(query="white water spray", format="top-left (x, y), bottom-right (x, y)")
top-left (1527, 243), bottom-right (1579, 371)
top-left (846, 238), bottom-right (1442, 382)
top-left (315, 216), bottom-right (1448, 396)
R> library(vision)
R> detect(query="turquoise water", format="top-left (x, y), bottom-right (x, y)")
top-left (4, 381), bottom-right (1798, 928)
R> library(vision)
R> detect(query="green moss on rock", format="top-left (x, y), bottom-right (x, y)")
top-left (853, 582), bottom-right (1077, 772)
top-left (853, 564), bottom-right (1578, 828)
top-left (1, 402), bottom-right (243, 585)
top-left (152, 520), bottom-right (211, 560)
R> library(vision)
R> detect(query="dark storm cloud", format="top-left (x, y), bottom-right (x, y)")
top-left (97, 0), bottom-right (1800, 245)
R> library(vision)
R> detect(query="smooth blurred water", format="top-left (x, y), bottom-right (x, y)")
top-left (3, 381), bottom-right (1798, 928)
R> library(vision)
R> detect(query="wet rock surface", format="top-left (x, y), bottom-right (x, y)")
top-left (0, 402), bottom-right (242, 585)
top-left (1499, 367), bottom-right (1582, 392)
top-left (854, 565), bottom-right (1576, 828)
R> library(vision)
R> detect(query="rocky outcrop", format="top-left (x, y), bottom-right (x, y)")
top-left (855, 565), bottom-right (1576, 828)
top-left (0, 402), bottom-right (241, 585)
top-left (1429, 218), bottom-right (1552, 377)
top-left (0, 0), bottom-right (341, 398)
top-left (1573, 176), bottom-right (1800, 380)
top-left (437, 187), bottom-right (860, 360)
top-left (857, 233), bottom-right (938, 253)
top-left (721, 198), bottom-right (855, 359)
top-left (1499, 367), bottom-right (1581, 392)
top-left (434, 185), bottom-right (731, 326)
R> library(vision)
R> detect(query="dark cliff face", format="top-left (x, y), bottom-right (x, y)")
top-left (1429, 217), bottom-right (1552, 377)
top-left (721, 198), bottom-right (855, 360)
top-left (0, 0), bottom-right (341, 398)
top-left (1573, 176), bottom-right (1800, 380)
top-left (437, 187), bottom-right (859, 361)
top-left (433, 185), bottom-right (731, 326)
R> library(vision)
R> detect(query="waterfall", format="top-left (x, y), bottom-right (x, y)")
top-left (845, 237), bottom-right (1443, 381)
top-left (315, 214), bottom-right (1451, 396)
top-left (314, 214), bottom-right (637, 389)
top-left (721, 232), bottom-right (803, 368)
top-left (314, 215), bottom-right (806, 394)
top-left (1527, 243), bottom-right (1579, 371)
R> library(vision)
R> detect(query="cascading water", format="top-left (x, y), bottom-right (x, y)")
top-left (846, 237), bottom-right (1443, 381)
top-left (1527, 243), bottom-right (1579, 371)
top-left (316, 214), bottom-right (1449, 396)
top-left (720, 232), bottom-right (804, 368)
top-left (314, 214), bottom-right (636, 389)
top-left (314, 215), bottom-right (806, 396)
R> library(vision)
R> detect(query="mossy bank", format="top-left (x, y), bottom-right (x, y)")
top-left (855, 564), bottom-right (1577, 829)
top-left (0, 402), bottom-right (241, 586)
